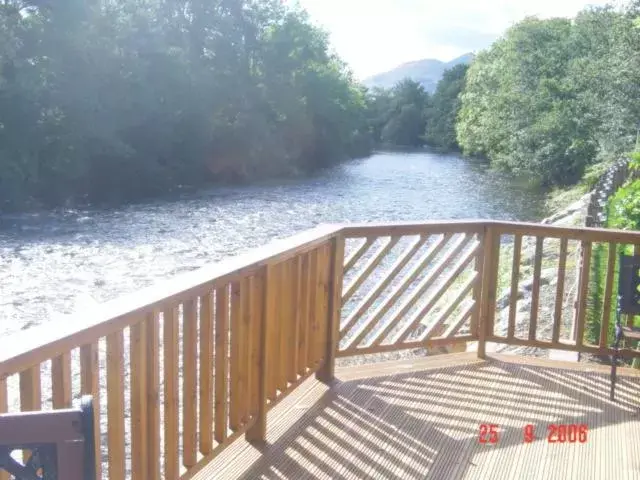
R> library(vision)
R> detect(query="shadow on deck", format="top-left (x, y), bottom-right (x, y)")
top-left (196, 353), bottom-right (640, 480)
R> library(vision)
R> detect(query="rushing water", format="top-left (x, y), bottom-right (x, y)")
top-left (0, 151), bottom-right (547, 337)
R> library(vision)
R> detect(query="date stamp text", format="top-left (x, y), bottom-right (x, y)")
top-left (478, 423), bottom-right (588, 444)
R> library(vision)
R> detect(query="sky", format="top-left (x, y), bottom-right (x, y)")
top-left (291, 0), bottom-right (615, 80)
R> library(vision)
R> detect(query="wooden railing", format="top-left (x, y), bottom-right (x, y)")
top-left (2, 220), bottom-right (640, 480)
top-left (0, 225), bottom-right (342, 480)
top-left (338, 222), bottom-right (485, 357)
top-left (487, 222), bottom-right (640, 357)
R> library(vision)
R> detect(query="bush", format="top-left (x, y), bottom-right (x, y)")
top-left (608, 179), bottom-right (640, 230)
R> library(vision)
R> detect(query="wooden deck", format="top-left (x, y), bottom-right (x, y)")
top-left (197, 353), bottom-right (640, 480)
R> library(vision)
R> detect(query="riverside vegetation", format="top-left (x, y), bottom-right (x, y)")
top-left (4, 1), bottom-right (640, 213)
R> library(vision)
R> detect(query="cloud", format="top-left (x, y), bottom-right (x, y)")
top-left (292, 0), bottom-right (611, 79)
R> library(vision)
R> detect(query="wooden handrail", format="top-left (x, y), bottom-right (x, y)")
top-left (342, 220), bottom-right (640, 243)
top-left (489, 220), bottom-right (640, 243)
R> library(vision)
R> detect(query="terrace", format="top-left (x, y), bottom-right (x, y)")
top-left (1, 220), bottom-right (640, 479)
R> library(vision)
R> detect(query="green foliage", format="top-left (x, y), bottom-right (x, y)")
top-left (362, 66), bottom-right (469, 151)
top-left (582, 162), bottom-right (610, 190)
top-left (456, 5), bottom-right (640, 186)
top-left (0, 0), bottom-right (371, 211)
top-left (366, 79), bottom-right (429, 147)
top-left (6, 0), bottom-right (640, 212)
top-left (545, 183), bottom-right (588, 212)
top-left (608, 179), bottom-right (640, 230)
top-left (629, 151), bottom-right (640, 171)
top-left (423, 64), bottom-right (468, 151)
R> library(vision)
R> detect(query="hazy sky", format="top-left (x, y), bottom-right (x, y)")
top-left (292, 0), bottom-right (612, 79)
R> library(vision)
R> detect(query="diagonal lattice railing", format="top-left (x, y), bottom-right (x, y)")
top-left (338, 222), bottom-right (486, 357)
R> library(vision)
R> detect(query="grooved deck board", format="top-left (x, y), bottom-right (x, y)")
top-left (191, 353), bottom-right (640, 480)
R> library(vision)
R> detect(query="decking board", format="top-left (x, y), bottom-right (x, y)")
top-left (191, 353), bottom-right (640, 480)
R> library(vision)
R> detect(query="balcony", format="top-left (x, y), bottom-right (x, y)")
top-left (1, 220), bottom-right (640, 479)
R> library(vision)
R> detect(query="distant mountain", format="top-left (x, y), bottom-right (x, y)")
top-left (363, 53), bottom-right (474, 93)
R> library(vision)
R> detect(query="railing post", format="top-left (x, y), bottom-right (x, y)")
top-left (478, 225), bottom-right (499, 359)
top-left (246, 265), bottom-right (273, 444)
top-left (316, 234), bottom-right (345, 384)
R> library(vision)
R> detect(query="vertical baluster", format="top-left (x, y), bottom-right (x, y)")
top-left (288, 256), bottom-right (301, 383)
top-left (265, 264), bottom-right (282, 400)
top-left (507, 235), bottom-right (522, 340)
top-left (19, 365), bottom-right (41, 468)
top-left (297, 253), bottom-right (311, 376)
top-left (247, 276), bottom-right (262, 421)
top-left (478, 226), bottom-right (499, 358)
top-left (19, 366), bottom-right (41, 412)
top-left (529, 237), bottom-right (544, 341)
top-left (280, 261), bottom-right (292, 392)
top-left (146, 312), bottom-right (160, 478)
top-left (106, 331), bottom-right (125, 480)
top-left (129, 322), bottom-right (148, 479)
top-left (80, 342), bottom-right (102, 480)
top-left (183, 299), bottom-right (198, 468)
top-left (317, 236), bottom-right (345, 382)
top-left (199, 291), bottom-right (214, 455)
top-left (307, 249), bottom-right (319, 367)
top-left (315, 245), bottom-right (330, 367)
top-left (470, 232), bottom-right (486, 339)
top-left (242, 277), bottom-right (253, 425)
top-left (51, 353), bottom-right (72, 408)
top-left (552, 238), bottom-right (568, 344)
top-left (0, 377), bottom-right (7, 480)
top-left (246, 267), bottom-right (270, 443)
top-left (314, 245), bottom-right (329, 375)
top-left (214, 286), bottom-right (229, 444)
top-left (574, 241), bottom-right (592, 347)
top-left (163, 307), bottom-right (180, 479)
top-left (229, 281), bottom-right (243, 431)
top-left (266, 265), bottom-right (280, 399)
top-left (600, 243), bottom-right (617, 349)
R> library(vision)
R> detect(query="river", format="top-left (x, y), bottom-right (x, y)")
top-left (0, 151), bottom-right (547, 337)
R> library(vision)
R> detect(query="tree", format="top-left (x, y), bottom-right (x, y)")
top-left (456, 4), bottom-right (640, 186)
top-left (0, 0), bottom-right (373, 211)
top-left (365, 79), bottom-right (429, 147)
top-left (424, 63), bottom-right (469, 151)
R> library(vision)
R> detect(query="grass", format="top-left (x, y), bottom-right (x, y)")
top-left (545, 183), bottom-right (588, 214)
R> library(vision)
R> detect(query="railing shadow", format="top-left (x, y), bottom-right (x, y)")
top-left (230, 357), bottom-right (640, 479)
